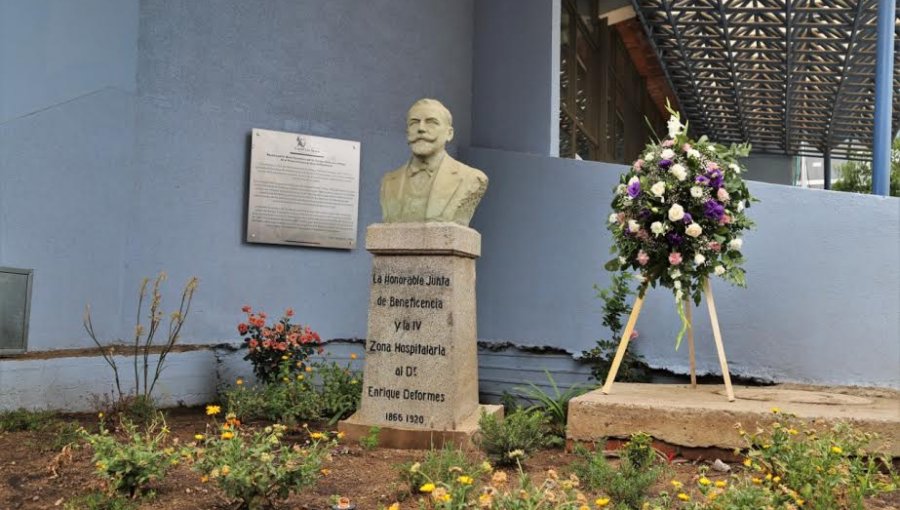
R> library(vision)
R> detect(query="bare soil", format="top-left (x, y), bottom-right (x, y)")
top-left (0, 407), bottom-right (896, 510)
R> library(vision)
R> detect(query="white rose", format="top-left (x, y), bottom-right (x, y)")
top-left (694, 254), bottom-right (706, 265)
top-left (608, 213), bottom-right (618, 224)
top-left (729, 163), bottom-right (741, 174)
top-left (651, 181), bottom-right (666, 197)
top-left (661, 149), bottom-right (675, 160)
top-left (644, 151), bottom-right (655, 161)
top-left (688, 149), bottom-right (701, 160)
top-left (668, 203), bottom-right (685, 222)
top-left (650, 221), bottom-right (665, 235)
top-left (729, 238), bottom-right (743, 251)
top-left (685, 223), bottom-right (703, 238)
top-left (667, 115), bottom-right (683, 138)
top-left (737, 200), bottom-right (745, 212)
top-left (674, 280), bottom-right (682, 289)
top-left (627, 219), bottom-right (640, 233)
top-left (618, 256), bottom-right (627, 264)
top-left (670, 164), bottom-right (687, 181)
top-left (670, 269), bottom-right (682, 278)
top-left (690, 186), bottom-right (704, 198)
top-left (714, 265), bottom-right (726, 276)
top-left (616, 184), bottom-right (626, 195)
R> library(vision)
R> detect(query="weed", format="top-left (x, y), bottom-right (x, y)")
top-left (515, 370), bottom-right (587, 440)
top-left (573, 433), bottom-right (667, 509)
top-left (359, 426), bottom-right (381, 450)
top-left (399, 443), bottom-right (481, 493)
top-left (476, 409), bottom-right (552, 466)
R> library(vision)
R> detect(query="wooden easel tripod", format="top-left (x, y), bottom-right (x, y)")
top-left (601, 278), bottom-right (735, 402)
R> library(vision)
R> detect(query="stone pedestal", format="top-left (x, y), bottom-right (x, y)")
top-left (339, 222), bottom-right (501, 449)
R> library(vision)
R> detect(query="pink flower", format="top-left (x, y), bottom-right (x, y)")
top-left (719, 214), bottom-right (731, 225)
top-left (636, 250), bottom-right (650, 266)
top-left (682, 143), bottom-right (692, 152)
top-left (708, 241), bottom-right (722, 252)
top-left (706, 161), bottom-right (720, 171)
top-left (630, 330), bottom-right (640, 340)
top-left (669, 252), bottom-right (683, 265)
top-left (637, 229), bottom-right (650, 241)
top-left (616, 212), bottom-right (626, 224)
top-left (633, 159), bottom-right (644, 171)
top-left (661, 139), bottom-right (675, 148)
top-left (717, 188), bottom-right (730, 202)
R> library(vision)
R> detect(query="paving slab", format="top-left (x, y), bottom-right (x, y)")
top-left (568, 383), bottom-right (900, 456)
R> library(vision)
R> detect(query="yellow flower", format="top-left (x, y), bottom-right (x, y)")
top-left (337, 431), bottom-right (346, 440)
top-left (831, 446), bottom-right (843, 454)
top-left (387, 504), bottom-right (400, 510)
top-left (310, 432), bottom-right (326, 440)
top-left (458, 475), bottom-right (474, 485)
top-left (206, 404), bottom-right (222, 416)
top-left (221, 465), bottom-right (231, 476)
top-left (743, 458), bottom-right (752, 467)
top-left (221, 430), bottom-right (235, 440)
top-left (677, 493), bottom-right (690, 501)
top-left (419, 483), bottom-right (435, 493)
top-left (788, 428), bottom-right (798, 435)
top-left (281, 355), bottom-right (289, 360)
top-left (194, 434), bottom-right (204, 441)
top-left (320, 468), bottom-right (331, 476)
top-left (773, 476), bottom-right (781, 483)
top-left (595, 497), bottom-right (611, 507)
top-left (97, 412), bottom-right (104, 419)
top-left (478, 493), bottom-right (493, 508)
top-left (714, 480), bottom-right (727, 488)
top-left (770, 407), bottom-right (780, 414)
top-left (751, 477), bottom-right (762, 485)
top-left (305, 366), bottom-right (313, 372)
top-left (795, 498), bottom-right (805, 506)
top-left (481, 461), bottom-right (492, 472)
top-left (432, 487), bottom-right (451, 503)
top-left (579, 505), bottom-right (590, 510)
top-left (699, 477), bottom-right (711, 486)
top-left (236, 378), bottom-right (243, 385)
top-left (95, 461), bottom-right (107, 470)
top-left (200, 475), bottom-right (209, 483)
top-left (350, 353), bottom-right (358, 359)
top-left (765, 473), bottom-right (772, 481)
top-left (297, 374), bottom-right (305, 380)
top-left (670, 480), bottom-right (683, 490)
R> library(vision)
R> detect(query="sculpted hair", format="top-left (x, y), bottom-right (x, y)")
top-left (408, 98), bottom-right (453, 127)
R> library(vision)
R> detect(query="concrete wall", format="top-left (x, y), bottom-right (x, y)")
top-left (464, 147), bottom-right (900, 389)
top-left (472, 0), bottom-right (560, 156)
top-left (742, 153), bottom-right (794, 185)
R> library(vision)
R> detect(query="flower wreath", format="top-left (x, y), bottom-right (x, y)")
top-left (606, 107), bottom-right (757, 347)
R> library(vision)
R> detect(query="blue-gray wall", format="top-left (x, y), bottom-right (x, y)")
top-left (1, 0), bottom-right (475, 350)
top-left (465, 147), bottom-right (900, 388)
top-left (742, 153), bottom-right (794, 185)
top-left (472, 0), bottom-right (560, 156)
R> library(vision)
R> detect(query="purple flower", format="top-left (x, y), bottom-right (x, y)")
top-left (695, 175), bottom-right (710, 185)
top-left (639, 209), bottom-right (652, 220)
top-left (703, 200), bottom-right (725, 220)
top-left (708, 169), bottom-right (724, 189)
top-left (658, 159), bottom-right (673, 169)
top-left (666, 232), bottom-right (684, 246)
top-left (682, 212), bottom-right (693, 224)
top-left (626, 179), bottom-right (641, 198)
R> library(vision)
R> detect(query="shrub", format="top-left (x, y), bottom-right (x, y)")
top-left (314, 359), bottom-right (363, 425)
top-left (238, 306), bottom-right (322, 383)
top-left (0, 408), bottom-right (58, 432)
top-left (515, 370), bottom-right (587, 441)
top-left (737, 410), bottom-right (897, 509)
top-left (482, 467), bottom-right (587, 510)
top-left (399, 443), bottom-right (483, 493)
top-left (476, 409), bottom-right (551, 466)
top-left (190, 422), bottom-right (331, 510)
top-left (573, 433), bottom-right (666, 509)
top-left (223, 360), bottom-right (322, 425)
top-left (81, 417), bottom-right (179, 497)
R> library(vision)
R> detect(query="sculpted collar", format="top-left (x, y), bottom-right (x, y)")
top-left (407, 153), bottom-right (446, 177)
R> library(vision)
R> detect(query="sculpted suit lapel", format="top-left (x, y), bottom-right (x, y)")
top-left (426, 155), bottom-right (463, 220)
top-left (380, 166), bottom-right (407, 222)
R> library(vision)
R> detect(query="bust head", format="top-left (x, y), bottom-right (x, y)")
top-left (406, 98), bottom-right (454, 160)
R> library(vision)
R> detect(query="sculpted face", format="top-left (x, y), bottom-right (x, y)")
top-left (406, 102), bottom-right (454, 158)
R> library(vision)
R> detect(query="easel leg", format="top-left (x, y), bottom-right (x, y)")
top-left (686, 299), bottom-right (697, 388)
top-left (601, 291), bottom-right (646, 395)
top-left (703, 279), bottom-right (735, 402)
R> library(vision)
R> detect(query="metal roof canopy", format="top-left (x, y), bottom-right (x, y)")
top-left (632, 0), bottom-right (900, 161)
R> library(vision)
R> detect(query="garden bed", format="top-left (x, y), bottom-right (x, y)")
top-left (0, 407), bottom-right (896, 510)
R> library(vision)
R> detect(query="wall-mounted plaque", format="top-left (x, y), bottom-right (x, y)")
top-left (247, 129), bottom-right (360, 249)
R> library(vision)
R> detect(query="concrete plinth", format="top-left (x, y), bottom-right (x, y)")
top-left (568, 384), bottom-right (900, 457)
top-left (340, 223), bottom-right (489, 448)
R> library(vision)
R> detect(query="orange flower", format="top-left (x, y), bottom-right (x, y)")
top-left (275, 323), bottom-right (285, 333)
top-left (285, 308), bottom-right (294, 317)
top-left (350, 353), bottom-right (358, 360)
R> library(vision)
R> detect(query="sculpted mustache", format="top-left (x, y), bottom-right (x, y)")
top-left (409, 136), bottom-right (436, 143)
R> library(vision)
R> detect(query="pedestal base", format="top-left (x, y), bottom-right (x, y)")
top-left (339, 404), bottom-right (503, 450)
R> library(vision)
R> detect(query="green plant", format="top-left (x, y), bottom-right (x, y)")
top-left (359, 426), bottom-right (381, 450)
top-left (399, 443), bottom-right (483, 493)
top-left (832, 137), bottom-right (900, 196)
top-left (84, 273), bottom-right (198, 406)
top-left (314, 359), bottom-right (363, 425)
top-left (223, 361), bottom-right (321, 425)
top-left (515, 370), bottom-right (587, 440)
top-left (406, 459), bottom-right (491, 510)
top-left (190, 423), bottom-right (330, 510)
top-left (63, 491), bottom-right (138, 510)
top-left (476, 409), bottom-right (552, 466)
top-left (573, 433), bottom-right (667, 509)
top-left (581, 272), bottom-right (651, 383)
top-left (238, 306), bottom-right (322, 383)
top-left (39, 419), bottom-right (83, 452)
top-left (480, 466), bottom-right (587, 510)
top-left (737, 411), bottom-right (897, 510)
top-left (0, 408), bottom-right (58, 432)
top-left (81, 416), bottom-right (179, 497)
